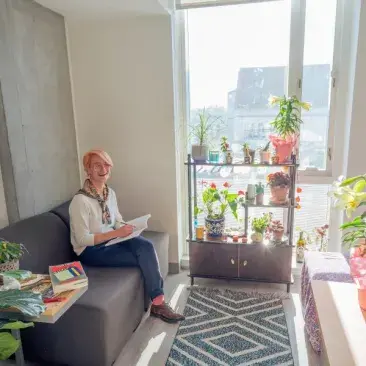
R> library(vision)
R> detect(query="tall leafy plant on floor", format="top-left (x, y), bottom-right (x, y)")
top-left (0, 289), bottom-right (46, 360)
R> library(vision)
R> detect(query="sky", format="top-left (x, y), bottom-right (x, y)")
top-left (187, 0), bottom-right (337, 109)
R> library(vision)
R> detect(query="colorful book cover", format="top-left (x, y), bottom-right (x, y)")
top-left (49, 262), bottom-right (88, 293)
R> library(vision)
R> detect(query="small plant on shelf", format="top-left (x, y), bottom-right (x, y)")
top-left (195, 182), bottom-right (244, 237)
top-left (269, 220), bottom-right (285, 242)
top-left (251, 213), bottom-right (271, 244)
top-left (255, 182), bottom-right (264, 205)
top-left (242, 142), bottom-right (255, 163)
top-left (267, 171), bottom-right (291, 205)
top-left (220, 136), bottom-right (233, 164)
top-left (268, 95), bottom-right (311, 163)
top-left (259, 141), bottom-right (271, 164)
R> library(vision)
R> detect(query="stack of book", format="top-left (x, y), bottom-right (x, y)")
top-left (49, 261), bottom-right (88, 294)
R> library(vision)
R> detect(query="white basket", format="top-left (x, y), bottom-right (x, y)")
top-left (0, 260), bottom-right (19, 272)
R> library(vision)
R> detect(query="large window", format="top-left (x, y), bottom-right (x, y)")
top-left (179, 0), bottom-right (339, 242)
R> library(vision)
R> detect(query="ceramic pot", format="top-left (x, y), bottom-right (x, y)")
top-left (191, 145), bottom-right (209, 162)
top-left (0, 260), bottom-right (19, 272)
top-left (270, 186), bottom-right (289, 204)
top-left (256, 193), bottom-right (264, 205)
top-left (358, 288), bottom-right (366, 310)
top-left (260, 151), bottom-right (271, 164)
top-left (224, 151), bottom-right (233, 164)
top-left (296, 246), bottom-right (304, 263)
top-left (276, 142), bottom-right (293, 163)
top-left (205, 217), bottom-right (225, 237)
top-left (251, 232), bottom-right (263, 243)
top-left (273, 229), bottom-right (284, 241)
top-left (249, 149), bottom-right (256, 164)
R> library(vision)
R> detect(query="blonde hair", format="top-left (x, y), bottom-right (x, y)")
top-left (82, 149), bottom-right (113, 174)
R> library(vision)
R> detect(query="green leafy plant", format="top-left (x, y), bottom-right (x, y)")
top-left (0, 290), bottom-right (45, 360)
top-left (251, 213), bottom-right (271, 234)
top-left (255, 182), bottom-right (264, 195)
top-left (269, 95), bottom-right (311, 137)
top-left (0, 320), bottom-right (34, 360)
top-left (189, 108), bottom-right (223, 146)
top-left (0, 239), bottom-right (27, 264)
top-left (220, 136), bottom-right (230, 153)
top-left (195, 182), bottom-right (244, 220)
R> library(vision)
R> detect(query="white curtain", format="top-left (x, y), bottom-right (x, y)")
top-left (175, 0), bottom-right (279, 10)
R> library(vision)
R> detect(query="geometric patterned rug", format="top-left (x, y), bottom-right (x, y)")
top-left (166, 288), bottom-right (294, 366)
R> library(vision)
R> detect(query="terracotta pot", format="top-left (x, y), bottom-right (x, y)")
top-left (270, 186), bottom-right (289, 204)
top-left (273, 229), bottom-right (284, 241)
top-left (276, 142), bottom-right (293, 163)
top-left (260, 151), bottom-right (271, 164)
top-left (358, 288), bottom-right (366, 310)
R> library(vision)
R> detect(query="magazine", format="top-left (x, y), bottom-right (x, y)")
top-left (49, 261), bottom-right (88, 294)
top-left (105, 214), bottom-right (151, 246)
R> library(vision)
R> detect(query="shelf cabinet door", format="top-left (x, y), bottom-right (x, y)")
top-left (239, 245), bottom-right (292, 283)
top-left (189, 242), bottom-right (238, 278)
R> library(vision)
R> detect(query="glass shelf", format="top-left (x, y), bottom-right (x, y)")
top-left (185, 161), bottom-right (298, 168)
top-left (242, 201), bottom-right (295, 209)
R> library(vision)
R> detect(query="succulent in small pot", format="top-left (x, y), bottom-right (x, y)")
top-left (221, 136), bottom-right (233, 164)
top-left (267, 171), bottom-right (291, 204)
top-left (0, 239), bottom-right (27, 272)
top-left (243, 142), bottom-right (255, 164)
top-left (251, 213), bottom-right (271, 244)
top-left (259, 141), bottom-right (271, 164)
top-left (255, 182), bottom-right (265, 205)
top-left (270, 220), bottom-right (285, 241)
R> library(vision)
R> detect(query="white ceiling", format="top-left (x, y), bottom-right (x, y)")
top-left (35, 0), bottom-right (168, 18)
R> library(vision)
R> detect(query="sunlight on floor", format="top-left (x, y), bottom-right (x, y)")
top-left (136, 332), bottom-right (167, 366)
top-left (169, 283), bottom-right (186, 311)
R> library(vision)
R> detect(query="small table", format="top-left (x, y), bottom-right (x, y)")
top-left (312, 280), bottom-right (366, 366)
top-left (0, 286), bottom-right (87, 366)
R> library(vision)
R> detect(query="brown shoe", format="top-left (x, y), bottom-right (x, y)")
top-left (150, 302), bottom-right (185, 323)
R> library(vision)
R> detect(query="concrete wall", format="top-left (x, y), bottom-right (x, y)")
top-left (66, 16), bottom-right (180, 265)
top-left (0, 0), bottom-right (80, 222)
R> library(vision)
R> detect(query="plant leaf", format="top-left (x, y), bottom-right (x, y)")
top-left (0, 320), bottom-right (34, 330)
top-left (0, 332), bottom-right (20, 360)
top-left (339, 175), bottom-right (364, 187)
top-left (0, 290), bottom-right (45, 317)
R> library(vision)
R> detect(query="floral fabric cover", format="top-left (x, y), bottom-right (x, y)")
top-left (300, 251), bottom-right (353, 353)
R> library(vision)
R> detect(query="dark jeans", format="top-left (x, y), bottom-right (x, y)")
top-left (79, 236), bottom-right (164, 300)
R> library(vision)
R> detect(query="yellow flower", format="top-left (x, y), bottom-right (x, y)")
top-left (299, 101), bottom-right (311, 111)
top-left (268, 95), bottom-right (281, 106)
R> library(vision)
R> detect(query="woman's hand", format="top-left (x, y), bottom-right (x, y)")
top-left (115, 224), bottom-right (134, 238)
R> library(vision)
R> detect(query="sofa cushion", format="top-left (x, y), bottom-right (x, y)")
top-left (22, 266), bottom-right (145, 366)
top-left (0, 212), bottom-right (74, 273)
top-left (51, 200), bottom-right (71, 228)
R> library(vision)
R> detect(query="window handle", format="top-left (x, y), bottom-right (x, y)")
top-left (231, 258), bottom-right (235, 265)
top-left (328, 147), bottom-right (332, 161)
top-left (243, 260), bottom-right (248, 267)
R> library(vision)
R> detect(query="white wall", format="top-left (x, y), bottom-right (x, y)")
top-left (66, 15), bottom-right (180, 264)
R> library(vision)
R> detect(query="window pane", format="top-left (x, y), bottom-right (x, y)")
top-left (299, 0), bottom-right (337, 170)
top-left (187, 1), bottom-right (291, 155)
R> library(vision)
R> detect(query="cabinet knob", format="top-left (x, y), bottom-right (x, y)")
top-left (231, 258), bottom-right (235, 265)
top-left (243, 260), bottom-right (248, 267)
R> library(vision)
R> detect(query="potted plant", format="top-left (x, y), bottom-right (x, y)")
top-left (190, 108), bottom-right (223, 162)
top-left (270, 220), bottom-right (285, 241)
top-left (259, 141), bottom-right (271, 164)
top-left (0, 239), bottom-right (26, 272)
top-left (195, 182), bottom-right (243, 237)
top-left (242, 142), bottom-right (251, 164)
top-left (268, 95), bottom-right (311, 163)
top-left (0, 289), bottom-right (45, 360)
top-left (221, 136), bottom-right (233, 164)
top-left (267, 171), bottom-right (291, 204)
top-left (314, 224), bottom-right (329, 252)
top-left (251, 213), bottom-right (271, 243)
top-left (255, 182), bottom-right (264, 205)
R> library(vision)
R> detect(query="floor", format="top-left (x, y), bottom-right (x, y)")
top-left (115, 269), bottom-right (321, 366)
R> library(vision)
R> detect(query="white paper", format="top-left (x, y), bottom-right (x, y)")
top-left (105, 214), bottom-right (151, 246)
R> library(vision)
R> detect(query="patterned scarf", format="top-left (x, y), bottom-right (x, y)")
top-left (77, 179), bottom-right (112, 225)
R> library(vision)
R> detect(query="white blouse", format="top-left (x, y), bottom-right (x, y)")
top-left (69, 188), bottom-right (122, 255)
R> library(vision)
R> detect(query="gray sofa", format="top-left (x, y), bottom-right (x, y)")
top-left (0, 201), bottom-right (169, 366)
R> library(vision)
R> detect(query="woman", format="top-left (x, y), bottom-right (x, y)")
top-left (69, 149), bottom-right (184, 323)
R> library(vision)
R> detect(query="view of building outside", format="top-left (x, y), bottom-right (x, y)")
top-left (187, 0), bottom-right (335, 238)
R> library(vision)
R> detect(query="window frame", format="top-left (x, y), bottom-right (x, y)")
top-left (175, 0), bottom-right (347, 257)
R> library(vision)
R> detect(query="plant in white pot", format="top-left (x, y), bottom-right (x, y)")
top-left (0, 239), bottom-right (26, 272)
top-left (190, 109), bottom-right (223, 162)
top-left (251, 213), bottom-right (271, 244)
